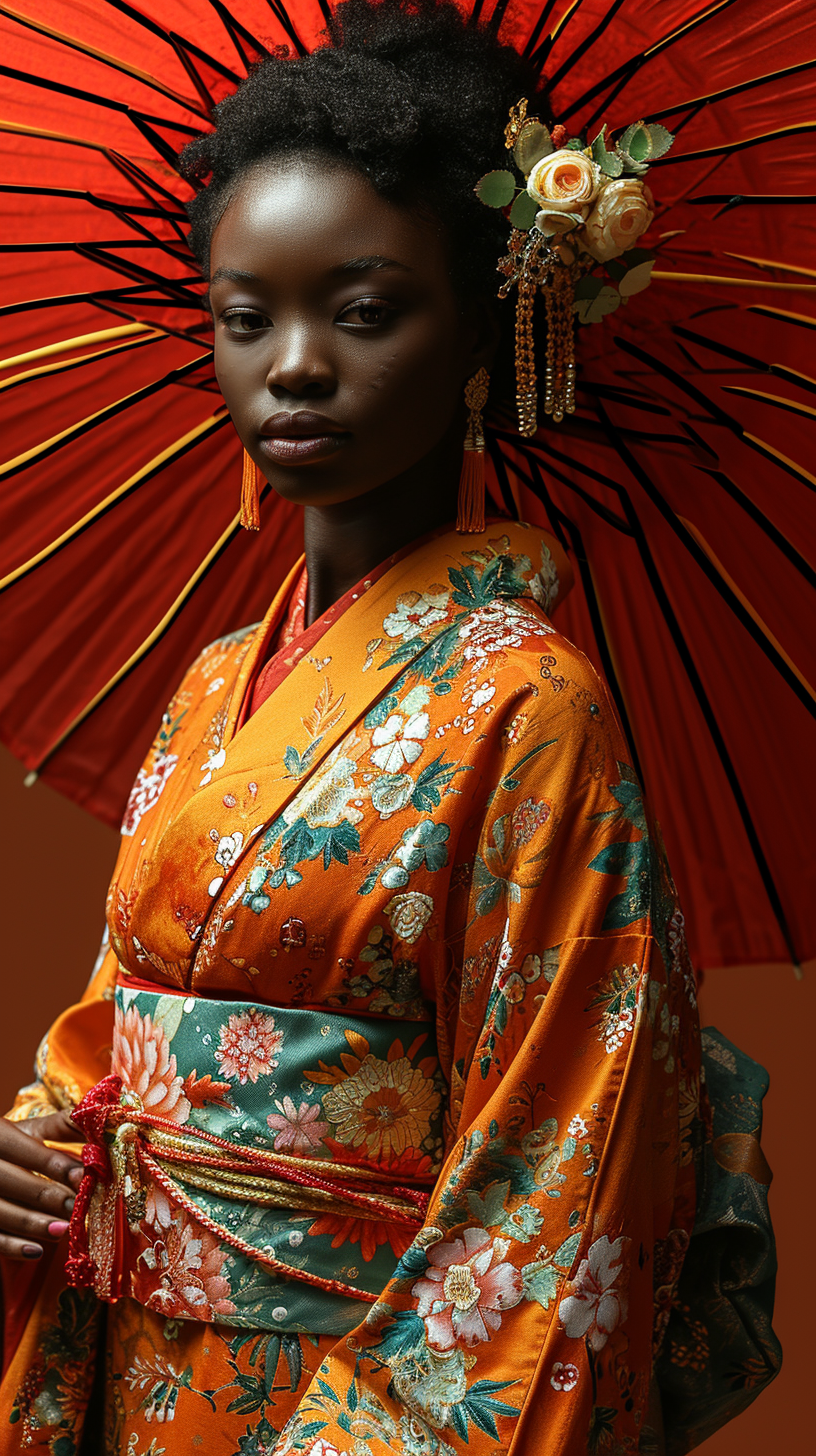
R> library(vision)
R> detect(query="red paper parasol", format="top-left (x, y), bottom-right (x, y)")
top-left (0, 0), bottom-right (814, 974)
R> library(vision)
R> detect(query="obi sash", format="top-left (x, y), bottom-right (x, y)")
top-left (67, 983), bottom-right (444, 1335)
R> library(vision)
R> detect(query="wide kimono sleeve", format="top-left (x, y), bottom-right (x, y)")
top-left (278, 644), bottom-right (702, 1456)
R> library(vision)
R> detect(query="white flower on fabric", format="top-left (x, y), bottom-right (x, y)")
top-left (214, 831), bottom-right (244, 870)
top-left (205, 676), bottom-right (225, 696)
top-left (199, 746), bottom-right (226, 786)
top-left (383, 589), bottom-right (450, 640)
top-left (568, 1114), bottom-right (589, 1139)
top-left (370, 713), bottom-right (430, 774)
top-left (559, 1234), bottom-right (629, 1351)
top-left (471, 682), bottom-right (496, 709)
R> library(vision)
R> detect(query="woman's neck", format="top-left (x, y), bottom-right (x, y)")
top-left (301, 431), bottom-right (462, 625)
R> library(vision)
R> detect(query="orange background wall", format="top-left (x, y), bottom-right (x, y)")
top-left (0, 742), bottom-right (810, 1450)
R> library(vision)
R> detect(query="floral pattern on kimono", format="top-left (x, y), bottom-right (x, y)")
top-left (1, 523), bottom-right (701, 1455)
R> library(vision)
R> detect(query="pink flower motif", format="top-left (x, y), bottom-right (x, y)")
top-left (412, 1226), bottom-right (523, 1351)
top-left (266, 1097), bottom-right (329, 1154)
top-left (214, 1007), bottom-right (284, 1085)
top-left (550, 1361), bottom-right (579, 1392)
top-left (112, 1004), bottom-right (190, 1123)
top-left (559, 1234), bottom-right (629, 1351)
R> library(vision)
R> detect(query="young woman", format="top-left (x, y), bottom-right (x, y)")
top-left (0, 3), bottom-right (701, 1451)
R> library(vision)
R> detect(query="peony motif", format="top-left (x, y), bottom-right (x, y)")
top-left (559, 1234), bottom-right (629, 1351)
top-left (266, 1097), bottom-right (329, 1154)
top-left (214, 1007), bottom-right (284, 1084)
top-left (370, 712), bottom-right (430, 774)
top-left (383, 589), bottom-right (450, 640)
top-left (113, 1004), bottom-right (190, 1123)
top-left (322, 1053), bottom-right (440, 1162)
top-left (121, 753), bottom-right (178, 838)
top-left (528, 149), bottom-right (600, 235)
top-left (413, 1226), bottom-right (524, 1350)
top-left (384, 891), bottom-right (434, 944)
top-left (581, 177), bottom-right (654, 262)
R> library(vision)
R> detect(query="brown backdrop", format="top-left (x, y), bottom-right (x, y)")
top-left (1, 742), bottom-right (810, 1449)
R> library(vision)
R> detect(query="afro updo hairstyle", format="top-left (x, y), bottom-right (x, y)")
top-left (178, 0), bottom-right (550, 401)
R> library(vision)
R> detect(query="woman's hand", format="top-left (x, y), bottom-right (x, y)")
top-left (0, 1112), bottom-right (85, 1261)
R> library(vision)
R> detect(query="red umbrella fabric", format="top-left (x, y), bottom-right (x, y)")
top-left (0, 0), bottom-right (814, 974)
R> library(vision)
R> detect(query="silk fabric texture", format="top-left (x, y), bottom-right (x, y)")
top-left (1, 522), bottom-right (701, 1455)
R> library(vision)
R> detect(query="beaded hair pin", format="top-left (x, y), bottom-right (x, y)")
top-left (476, 99), bottom-right (674, 433)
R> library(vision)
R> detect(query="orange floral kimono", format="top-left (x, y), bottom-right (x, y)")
top-left (1, 522), bottom-right (701, 1456)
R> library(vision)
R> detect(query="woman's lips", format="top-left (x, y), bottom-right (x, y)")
top-left (257, 411), bottom-right (349, 465)
top-left (258, 433), bottom-right (348, 464)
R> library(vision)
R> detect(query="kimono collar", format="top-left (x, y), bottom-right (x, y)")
top-left (118, 521), bottom-right (572, 980)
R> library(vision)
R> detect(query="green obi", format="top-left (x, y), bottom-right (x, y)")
top-left (103, 983), bottom-right (445, 1334)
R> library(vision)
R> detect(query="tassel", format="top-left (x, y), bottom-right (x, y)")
top-left (65, 1072), bottom-right (122, 1290)
top-left (457, 367), bottom-right (489, 533)
top-left (240, 448), bottom-right (261, 531)
top-left (457, 447), bottom-right (486, 533)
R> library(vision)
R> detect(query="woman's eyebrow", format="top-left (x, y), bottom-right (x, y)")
top-left (209, 267), bottom-right (260, 286)
top-left (336, 256), bottom-right (411, 274)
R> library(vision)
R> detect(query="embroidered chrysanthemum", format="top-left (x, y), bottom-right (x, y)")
top-left (112, 1004), bottom-right (190, 1123)
top-left (322, 1053), bottom-right (440, 1162)
top-left (214, 1008), bottom-right (283, 1085)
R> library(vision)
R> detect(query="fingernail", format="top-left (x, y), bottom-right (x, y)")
top-left (47, 1220), bottom-right (70, 1239)
top-left (22, 1244), bottom-right (42, 1259)
top-left (67, 1166), bottom-right (84, 1191)
top-left (64, 1195), bottom-right (76, 1215)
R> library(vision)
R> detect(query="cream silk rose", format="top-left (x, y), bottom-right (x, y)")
top-left (527, 149), bottom-right (600, 235)
top-left (581, 177), bottom-right (654, 261)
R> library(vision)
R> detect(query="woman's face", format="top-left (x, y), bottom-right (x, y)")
top-left (209, 156), bottom-right (495, 509)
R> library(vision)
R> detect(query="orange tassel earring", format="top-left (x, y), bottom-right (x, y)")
top-left (240, 448), bottom-right (261, 531)
top-left (457, 367), bottom-right (489, 533)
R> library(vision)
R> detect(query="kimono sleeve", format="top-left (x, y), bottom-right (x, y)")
top-left (5, 930), bottom-right (118, 1124)
top-left (278, 658), bottom-right (701, 1456)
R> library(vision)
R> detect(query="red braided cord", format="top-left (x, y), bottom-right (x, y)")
top-left (130, 1108), bottom-right (431, 1221)
top-left (140, 1146), bottom-right (380, 1305)
top-left (65, 1074), bottom-right (431, 1302)
top-left (65, 1074), bottom-right (122, 1288)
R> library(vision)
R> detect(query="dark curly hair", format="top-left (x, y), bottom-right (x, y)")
top-left (179, 0), bottom-right (549, 395)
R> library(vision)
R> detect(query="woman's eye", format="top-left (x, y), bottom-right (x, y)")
top-left (339, 300), bottom-right (393, 328)
top-left (223, 310), bottom-right (268, 335)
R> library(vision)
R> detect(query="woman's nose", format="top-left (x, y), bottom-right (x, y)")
top-left (264, 325), bottom-right (335, 398)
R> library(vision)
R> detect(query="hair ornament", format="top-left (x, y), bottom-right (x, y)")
top-left (476, 101), bottom-right (675, 434)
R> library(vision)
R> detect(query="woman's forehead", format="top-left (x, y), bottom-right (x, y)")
top-left (209, 157), bottom-right (448, 284)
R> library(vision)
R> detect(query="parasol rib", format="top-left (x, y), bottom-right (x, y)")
top-left (0, 355), bottom-right (214, 483)
top-left (0, 3), bottom-right (209, 118)
top-left (0, 330), bottom-right (165, 395)
top-left (24, 491), bottom-right (273, 779)
top-left (593, 399), bottom-right (801, 966)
